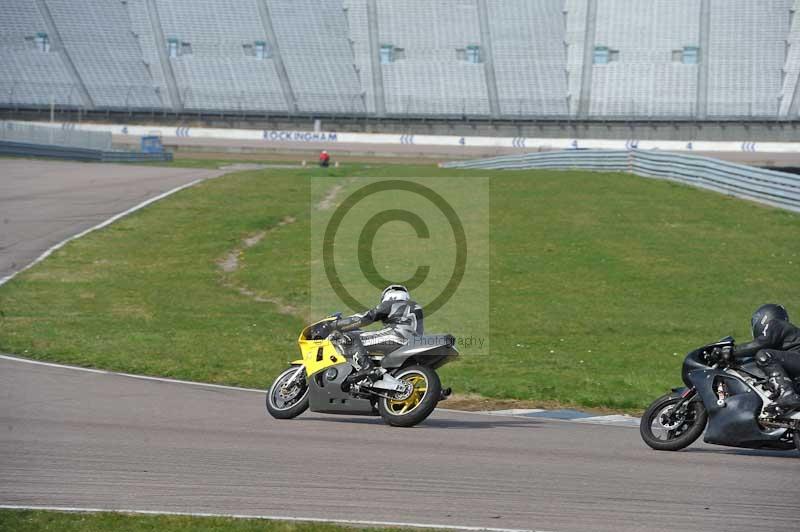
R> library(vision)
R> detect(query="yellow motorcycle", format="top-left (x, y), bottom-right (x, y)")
top-left (266, 316), bottom-right (458, 427)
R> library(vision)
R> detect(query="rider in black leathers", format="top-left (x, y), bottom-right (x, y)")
top-left (331, 285), bottom-right (423, 384)
top-left (732, 304), bottom-right (800, 412)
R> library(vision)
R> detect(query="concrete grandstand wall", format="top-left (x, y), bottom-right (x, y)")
top-left (16, 120), bottom-right (800, 155)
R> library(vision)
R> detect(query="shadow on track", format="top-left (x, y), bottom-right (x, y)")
top-left (302, 415), bottom-right (544, 430)
top-left (683, 447), bottom-right (799, 459)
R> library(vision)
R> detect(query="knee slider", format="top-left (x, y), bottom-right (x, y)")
top-left (755, 350), bottom-right (773, 367)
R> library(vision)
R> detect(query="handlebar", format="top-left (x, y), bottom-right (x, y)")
top-left (703, 345), bottom-right (734, 367)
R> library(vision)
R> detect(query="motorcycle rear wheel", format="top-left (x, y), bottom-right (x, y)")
top-left (266, 366), bottom-right (309, 420)
top-left (378, 365), bottom-right (441, 427)
top-left (640, 393), bottom-right (707, 451)
top-left (794, 427), bottom-right (800, 454)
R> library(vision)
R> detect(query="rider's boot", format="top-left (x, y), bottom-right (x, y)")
top-left (345, 348), bottom-right (382, 385)
top-left (766, 372), bottom-right (800, 413)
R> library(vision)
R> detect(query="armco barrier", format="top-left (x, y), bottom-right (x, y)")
top-left (441, 150), bottom-right (800, 213)
top-left (0, 140), bottom-right (172, 162)
top-left (0, 120), bottom-right (113, 150)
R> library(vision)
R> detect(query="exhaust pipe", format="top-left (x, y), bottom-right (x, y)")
top-left (439, 387), bottom-right (452, 400)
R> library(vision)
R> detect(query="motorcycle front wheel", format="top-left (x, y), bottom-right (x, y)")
top-left (640, 393), bottom-right (708, 451)
top-left (378, 365), bottom-right (441, 427)
top-left (266, 366), bottom-right (309, 419)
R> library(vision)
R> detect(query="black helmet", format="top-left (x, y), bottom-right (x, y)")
top-left (751, 304), bottom-right (789, 338)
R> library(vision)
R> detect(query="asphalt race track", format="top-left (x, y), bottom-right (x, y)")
top-left (1, 356), bottom-right (798, 532)
top-left (0, 159), bottom-right (221, 282)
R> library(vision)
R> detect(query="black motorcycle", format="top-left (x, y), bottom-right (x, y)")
top-left (640, 337), bottom-right (800, 453)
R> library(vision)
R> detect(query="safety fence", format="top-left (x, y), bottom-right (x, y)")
top-left (0, 140), bottom-right (172, 162)
top-left (442, 150), bottom-right (800, 213)
top-left (0, 120), bottom-right (112, 150)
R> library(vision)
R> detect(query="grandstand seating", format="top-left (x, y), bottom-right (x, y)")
top-left (0, 0), bottom-right (82, 106)
top-left (124, 0), bottom-right (173, 109)
top-left (266, 0), bottom-right (365, 114)
top-left (589, 0), bottom-right (700, 117)
top-left (706, 0), bottom-right (791, 117)
top-left (155, 0), bottom-right (287, 112)
top-left (343, 0), bottom-right (375, 113)
top-left (376, 0), bottom-right (491, 116)
top-left (487, 0), bottom-right (568, 116)
top-left (780, 0), bottom-right (800, 117)
top-left (44, 0), bottom-right (161, 108)
top-left (564, 0), bottom-right (588, 115)
top-left (0, 0), bottom-right (797, 119)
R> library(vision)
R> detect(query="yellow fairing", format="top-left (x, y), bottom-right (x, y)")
top-left (298, 318), bottom-right (347, 377)
top-left (299, 339), bottom-right (345, 376)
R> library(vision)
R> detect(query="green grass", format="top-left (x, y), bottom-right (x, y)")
top-left (0, 510), bottom-right (425, 532)
top-left (1, 162), bottom-right (798, 410)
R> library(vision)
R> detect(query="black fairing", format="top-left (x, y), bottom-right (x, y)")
top-left (681, 337), bottom-right (734, 387)
top-left (738, 359), bottom-right (768, 380)
top-left (379, 334), bottom-right (459, 370)
top-left (688, 368), bottom-right (790, 449)
top-left (681, 349), bottom-right (710, 387)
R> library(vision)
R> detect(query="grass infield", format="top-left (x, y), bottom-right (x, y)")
top-left (0, 509), bottom-right (425, 532)
top-left (0, 161), bottom-right (798, 410)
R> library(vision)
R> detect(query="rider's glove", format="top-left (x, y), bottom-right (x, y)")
top-left (708, 347), bottom-right (731, 364)
top-left (328, 329), bottom-right (344, 342)
top-left (720, 346), bottom-right (733, 362)
top-left (706, 348), bottom-right (721, 364)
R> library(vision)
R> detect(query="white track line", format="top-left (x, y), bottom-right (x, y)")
top-left (0, 504), bottom-right (542, 532)
top-left (0, 354), bottom-right (264, 393)
top-left (1, 355), bottom-right (638, 426)
top-left (0, 177), bottom-right (209, 287)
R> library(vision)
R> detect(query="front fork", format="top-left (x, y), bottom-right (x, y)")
top-left (668, 387), bottom-right (697, 420)
top-left (282, 365), bottom-right (305, 389)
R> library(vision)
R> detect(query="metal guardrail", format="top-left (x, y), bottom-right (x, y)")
top-left (442, 150), bottom-right (800, 213)
top-left (0, 120), bottom-right (112, 150)
top-left (0, 140), bottom-right (172, 162)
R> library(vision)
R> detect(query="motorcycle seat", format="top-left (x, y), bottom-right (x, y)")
top-left (368, 334), bottom-right (455, 356)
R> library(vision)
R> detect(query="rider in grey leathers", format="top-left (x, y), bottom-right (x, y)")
top-left (331, 285), bottom-right (423, 384)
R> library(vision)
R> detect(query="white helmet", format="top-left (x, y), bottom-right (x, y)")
top-left (381, 284), bottom-right (409, 303)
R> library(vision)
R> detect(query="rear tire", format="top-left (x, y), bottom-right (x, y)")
top-left (794, 427), bottom-right (800, 454)
top-left (640, 393), bottom-right (707, 451)
top-left (378, 365), bottom-right (440, 427)
top-left (266, 366), bottom-right (309, 420)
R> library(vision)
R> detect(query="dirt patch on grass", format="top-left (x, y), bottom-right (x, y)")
top-left (216, 215), bottom-right (298, 314)
top-left (317, 183), bottom-right (343, 210)
top-left (444, 393), bottom-right (642, 416)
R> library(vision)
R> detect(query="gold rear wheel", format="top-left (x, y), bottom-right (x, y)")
top-left (386, 373), bottom-right (428, 415)
top-left (378, 365), bottom-right (441, 427)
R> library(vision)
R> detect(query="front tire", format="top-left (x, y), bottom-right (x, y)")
top-left (794, 427), bottom-right (800, 454)
top-left (266, 366), bottom-right (309, 420)
top-left (640, 393), bottom-right (708, 451)
top-left (378, 365), bottom-right (441, 427)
